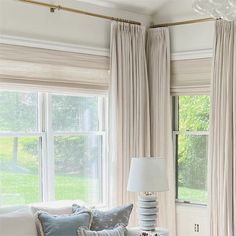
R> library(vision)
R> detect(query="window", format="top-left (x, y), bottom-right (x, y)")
top-left (173, 96), bottom-right (210, 204)
top-left (0, 90), bottom-right (107, 206)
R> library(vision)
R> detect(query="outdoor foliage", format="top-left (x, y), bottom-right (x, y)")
top-left (0, 91), bottom-right (102, 205)
top-left (0, 91), bottom-right (210, 205)
top-left (177, 96), bottom-right (210, 203)
top-left (0, 91), bottom-right (38, 132)
top-left (52, 94), bottom-right (99, 132)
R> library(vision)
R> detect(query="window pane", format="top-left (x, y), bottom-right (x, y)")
top-left (179, 96), bottom-right (210, 131)
top-left (0, 91), bottom-right (38, 132)
top-left (52, 95), bottom-right (99, 132)
top-left (54, 135), bottom-right (103, 204)
top-left (0, 137), bottom-right (41, 206)
top-left (177, 134), bottom-right (208, 203)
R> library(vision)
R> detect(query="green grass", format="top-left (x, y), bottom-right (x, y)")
top-left (0, 137), bottom-right (207, 206)
top-left (0, 137), bottom-right (101, 206)
top-left (0, 171), bottom-right (207, 206)
top-left (0, 172), bottom-right (99, 206)
top-left (178, 186), bottom-right (207, 204)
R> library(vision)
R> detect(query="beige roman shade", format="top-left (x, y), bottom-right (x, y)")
top-left (0, 44), bottom-right (109, 93)
top-left (171, 58), bottom-right (212, 95)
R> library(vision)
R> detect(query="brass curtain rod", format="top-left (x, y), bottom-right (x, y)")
top-left (19, 0), bottom-right (215, 28)
top-left (18, 0), bottom-right (141, 25)
top-left (150, 17), bottom-right (214, 28)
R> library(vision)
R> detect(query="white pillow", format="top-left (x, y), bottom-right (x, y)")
top-left (0, 207), bottom-right (37, 236)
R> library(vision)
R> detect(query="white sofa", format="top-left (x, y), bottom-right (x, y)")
top-left (0, 201), bottom-right (137, 236)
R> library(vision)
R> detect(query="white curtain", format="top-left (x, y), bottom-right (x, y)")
top-left (146, 28), bottom-right (176, 236)
top-left (109, 22), bottom-right (150, 223)
top-left (208, 20), bottom-right (236, 236)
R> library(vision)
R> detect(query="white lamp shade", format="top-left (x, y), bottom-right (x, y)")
top-left (127, 157), bottom-right (169, 192)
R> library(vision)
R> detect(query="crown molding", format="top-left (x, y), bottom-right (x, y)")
top-left (0, 34), bottom-right (212, 60)
top-left (0, 34), bottom-right (110, 57)
top-left (171, 49), bottom-right (212, 61)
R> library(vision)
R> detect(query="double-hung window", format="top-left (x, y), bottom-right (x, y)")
top-left (173, 95), bottom-right (210, 204)
top-left (0, 89), bottom-right (107, 206)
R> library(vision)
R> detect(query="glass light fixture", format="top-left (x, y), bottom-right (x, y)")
top-left (193, 0), bottom-right (236, 21)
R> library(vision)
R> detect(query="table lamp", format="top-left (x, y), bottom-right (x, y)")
top-left (127, 157), bottom-right (168, 231)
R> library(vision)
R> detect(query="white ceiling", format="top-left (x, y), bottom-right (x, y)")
top-left (76, 0), bottom-right (177, 15)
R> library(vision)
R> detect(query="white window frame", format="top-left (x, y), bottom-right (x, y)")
top-left (0, 88), bottom-right (108, 207)
top-left (173, 96), bottom-right (209, 206)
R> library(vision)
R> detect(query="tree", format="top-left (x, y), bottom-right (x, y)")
top-left (178, 96), bottom-right (210, 190)
top-left (0, 91), bottom-right (38, 166)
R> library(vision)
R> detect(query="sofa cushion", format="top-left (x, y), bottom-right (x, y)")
top-left (31, 200), bottom-right (85, 235)
top-left (36, 209), bottom-right (92, 236)
top-left (0, 207), bottom-right (37, 236)
top-left (73, 204), bottom-right (133, 231)
top-left (77, 225), bottom-right (127, 236)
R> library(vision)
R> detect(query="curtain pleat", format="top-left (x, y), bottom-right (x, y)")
top-left (146, 28), bottom-right (176, 236)
top-left (208, 20), bottom-right (236, 236)
top-left (109, 22), bottom-right (150, 225)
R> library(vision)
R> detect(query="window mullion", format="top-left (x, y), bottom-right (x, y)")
top-left (102, 97), bottom-right (108, 206)
top-left (174, 131), bottom-right (209, 136)
top-left (98, 96), bottom-right (104, 132)
top-left (45, 93), bottom-right (55, 201)
top-left (38, 93), bottom-right (44, 202)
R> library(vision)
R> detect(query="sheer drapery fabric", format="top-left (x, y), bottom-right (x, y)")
top-left (208, 20), bottom-right (236, 236)
top-left (109, 22), bottom-right (150, 223)
top-left (146, 28), bottom-right (176, 236)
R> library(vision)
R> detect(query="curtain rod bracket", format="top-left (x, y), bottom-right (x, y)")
top-left (50, 7), bottom-right (55, 13)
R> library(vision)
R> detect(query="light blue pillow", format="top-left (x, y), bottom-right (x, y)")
top-left (37, 210), bottom-right (92, 236)
top-left (73, 204), bottom-right (133, 231)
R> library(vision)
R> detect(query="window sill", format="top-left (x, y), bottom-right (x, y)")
top-left (175, 200), bottom-right (207, 208)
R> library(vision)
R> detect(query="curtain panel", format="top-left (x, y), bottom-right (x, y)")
top-left (109, 22), bottom-right (150, 222)
top-left (208, 20), bottom-right (236, 236)
top-left (146, 28), bottom-right (176, 236)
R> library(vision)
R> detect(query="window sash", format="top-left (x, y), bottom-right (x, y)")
top-left (173, 132), bottom-right (208, 205)
top-left (173, 96), bottom-right (209, 205)
top-left (0, 89), bottom-right (107, 206)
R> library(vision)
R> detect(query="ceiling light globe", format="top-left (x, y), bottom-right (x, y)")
top-left (193, 0), bottom-right (236, 21)
top-left (193, 0), bottom-right (213, 14)
top-left (222, 11), bottom-right (236, 21)
top-left (229, 0), bottom-right (236, 7)
top-left (209, 0), bottom-right (227, 7)
top-left (215, 4), bottom-right (233, 17)
top-left (208, 9), bottom-right (222, 18)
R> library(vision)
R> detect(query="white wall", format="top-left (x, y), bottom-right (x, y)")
top-left (176, 204), bottom-right (208, 236)
top-left (0, 0), bottom-right (151, 49)
top-left (152, 0), bottom-right (214, 54)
